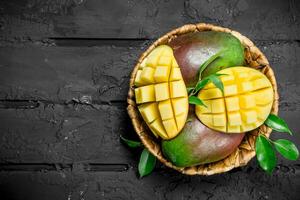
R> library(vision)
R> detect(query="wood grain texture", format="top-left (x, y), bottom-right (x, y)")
top-left (0, 102), bottom-right (138, 164)
top-left (0, 0), bottom-right (299, 40)
top-left (0, 42), bottom-right (299, 168)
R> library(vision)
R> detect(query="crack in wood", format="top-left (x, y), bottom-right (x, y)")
top-left (0, 99), bottom-right (126, 109)
top-left (48, 37), bottom-right (152, 47)
top-left (0, 163), bottom-right (129, 172)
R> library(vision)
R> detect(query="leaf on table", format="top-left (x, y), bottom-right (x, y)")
top-left (265, 114), bottom-right (293, 135)
top-left (120, 135), bottom-right (142, 148)
top-left (138, 148), bottom-right (156, 178)
top-left (255, 134), bottom-right (277, 174)
top-left (188, 96), bottom-right (207, 107)
top-left (274, 139), bottom-right (299, 160)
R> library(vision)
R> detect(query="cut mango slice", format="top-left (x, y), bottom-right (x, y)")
top-left (134, 45), bottom-right (188, 139)
top-left (195, 67), bottom-right (273, 133)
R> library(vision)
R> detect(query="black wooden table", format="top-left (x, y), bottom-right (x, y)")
top-left (0, 0), bottom-right (299, 199)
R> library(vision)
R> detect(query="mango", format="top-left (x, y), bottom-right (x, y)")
top-left (134, 45), bottom-right (189, 140)
top-left (169, 31), bottom-right (245, 87)
top-left (195, 67), bottom-right (274, 133)
top-left (162, 111), bottom-right (245, 167)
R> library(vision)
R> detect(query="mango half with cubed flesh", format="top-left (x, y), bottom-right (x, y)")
top-left (134, 45), bottom-right (189, 140)
top-left (196, 66), bottom-right (274, 133)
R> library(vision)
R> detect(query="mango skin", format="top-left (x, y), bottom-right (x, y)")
top-left (169, 31), bottom-right (245, 87)
top-left (162, 110), bottom-right (245, 167)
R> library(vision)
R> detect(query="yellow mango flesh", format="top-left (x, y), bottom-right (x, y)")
top-left (196, 67), bottom-right (274, 133)
top-left (134, 45), bottom-right (188, 139)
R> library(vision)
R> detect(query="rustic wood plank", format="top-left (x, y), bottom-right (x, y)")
top-left (1, 0), bottom-right (299, 40)
top-left (0, 164), bottom-right (299, 200)
top-left (0, 41), bottom-right (299, 165)
top-left (0, 102), bottom-right (139, 164)
top-left (0, 41), bottom-right (299, 104)
top-left (0, 43), bottom-right (145, 103)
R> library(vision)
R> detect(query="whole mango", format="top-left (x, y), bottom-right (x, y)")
top-left (162, 110), bottom-right (245, 167)
top-left (169, 31), bottom-right (245, 87)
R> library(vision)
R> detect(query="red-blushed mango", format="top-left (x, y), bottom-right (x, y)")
top-left (162, 110), bottom-right (245, 167)
top-left (169, 31), bottom-right (245, 87)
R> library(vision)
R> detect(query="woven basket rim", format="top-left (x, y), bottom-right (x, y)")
top-left (127, 23), bottom-right (279, 175)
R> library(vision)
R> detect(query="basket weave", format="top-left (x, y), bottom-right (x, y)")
top-left (127, 23), bottom-right (279, 175)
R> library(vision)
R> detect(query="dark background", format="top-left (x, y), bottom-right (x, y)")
top-left (0, 0), bottom-right (299, 199)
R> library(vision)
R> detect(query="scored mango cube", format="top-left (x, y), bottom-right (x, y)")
top-left (169, 68), bottom-right (182, 81)
top-left (134, 70), bottom-right (143, 86)
top-left (138, 103), bottom-right (159, 124)
top-left (150, 119), bottom-right (168, 139)
top-left (228, 112), bottom-right (242, 126)
top-left (172, 57), bottom-right (179, 68)
top-left (170, 80), bottom-right (187, 98)
top-left (158, 100), bottom-right (174, 120)
top-left (213, 114), bottom-right (227, 126)
top-left (199, 88), bottom-right (223, 99)
top-left (172, 98), bottom-right (188, 115)
top-left (162, 119), bottom-right (178, 138)
top-left (140, 67), bottom-right (155, 84)
top-left (224, 85), bottom-right (238, 96)
top-left (196, 66), bottom-right (274, 133)
top-left (225, 96), bottom-right (239, 112)
top-left (211, 99), bottom-right (225, 113)
top-left (155, 83), bottom-right (169, 101)
top-left (154, 66), bottom-right (170, 83)
top-left (239, 94), bottom-right (255, 109)
top-left (135, 85), bottom-right (155, 104)
top-left (134, 45), bottom-right (188, 139)
top-left (254, 88), bottom-right (273, 105)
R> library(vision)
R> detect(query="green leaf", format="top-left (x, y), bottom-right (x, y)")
top-left (209, 74), bottom-right (224, 93)
top-left (188, 96), bottom-right (207, 107)
top-left (255, 134), bottom-right (277, 174)
top-left (187, 87), bottom-right (194, 95)
top-left (274, 139), bottom-right (299, 160)
top-left (198, 51), bottom-right (223, 79)
top-left (192, 78), bottom-right (210, 95)
top-left (265, 114), bottom-right (293, 135)
top-left (192, 73), bottom-right (226, 96)
top-left (120, 135), bottom-right (142, 148)
top-left (138, 148), bottom-right (156, 178)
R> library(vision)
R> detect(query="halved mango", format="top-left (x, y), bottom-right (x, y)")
top-left (196, 67), bottom-right (274, 133)
top-left (134, 45), bottom-right (188, 139)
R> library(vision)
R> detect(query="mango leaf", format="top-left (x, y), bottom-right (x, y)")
top-left (192, 73), bottom-right (226, 95)
top-left (120, 135), bottom-right (142, 148)
top-left (274, 139), bottom-right (299, 160)
top-left (187, 87), bottom-right (194, 95)
top-left (198, 51), bottom-right (223, 79)
top-left (138, 148), bottom-right (156, 178)
top-left (255, 134), bottom-right (277, 174)
top-left (265, 114), bottom-right (292, 135)
top-left (192, 78), bottom-right (210, 95)
top-left (188, 96), bottom-right (207, 107)
top-left (209, 74), bottom-right (224, 93)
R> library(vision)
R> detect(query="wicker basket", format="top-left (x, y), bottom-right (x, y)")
top-left (127, 23), bottom-right (279, 175)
